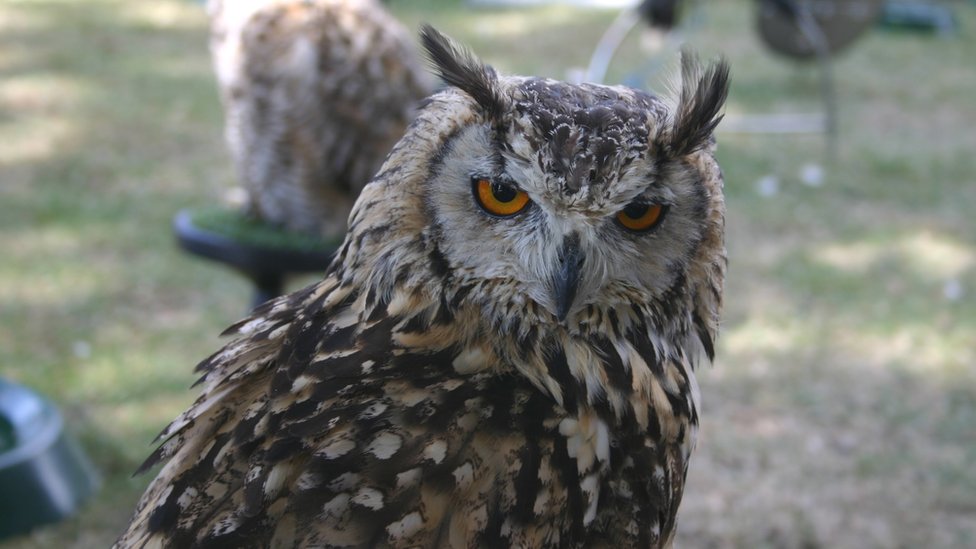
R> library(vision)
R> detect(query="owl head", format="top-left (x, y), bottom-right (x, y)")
top-left (335, 26), bottom-right (729, 371)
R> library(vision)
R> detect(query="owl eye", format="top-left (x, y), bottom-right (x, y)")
top-left (472, 177), bottom-right (531, 217)
top-left (616, 201), bottom-right (667, 232)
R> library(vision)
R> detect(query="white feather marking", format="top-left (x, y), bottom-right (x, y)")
top-left (265, 318), bottom-right (292, 339)
top-left (451, 347), bottom-right (490, 374)
top-left (423, 439), bottom-right (447, 464)
top-left (154, 485), bottom-right (173, 512)
top-left (322, 493), bottom-right (350, 518)
top-left (560, 414), bottom-right (610, 474)
top-left (366, 432), bottom-right (403, 459)
top-left (452, 462), bottom-right (475, 490)
top-left (581, 474), bottom-right (600, 525)
top-left (291, 375), bottom-right (313, 392)
top-left (358, 402), bottom-right (388, 420)
top-left (312, 348), bottom-right (358, 362)
top-left (352, 487), bottom-right (384, 510)
top-left (210, 513), bottom-right (242, 536)
top-left (386, 288), bottom-right (415, 316)
top-left (501, 517), bottom-right (514, 538)
top-left (235, 317), bottom-right (265, 335)
top-left (327, 472), bottom-right (362, 492)
top-left (575, 437), bottom-right (596, 473)
top-left (440, 378), bottom-right (464, 392)
top-left (594, 418), bottom-right (610, 464)
top-left (318, 437), bottom-right (355, 459)
top-left (389, 386), bottom-right (427, 407)
top-left (245, 466), bottom-right (263, 484)
top-left (264, 463), bottom-right (291, 497)
top-left (323, 285), bottom-right (354, 309)
top-left (242, 401), bottom-right (264, 420)
top-left (329, 305), bottom-right (359, 330)
top-left (395, 467), bottom-right (422, 490)
top-left (161, 384), bottom-right (236, 439)
top-left (296, 470), bottom-right (322, 491)
top-left (176, 487), bottom-right (198, 510)
top-left (456, 411), bottom-right (479, 430)
top-left (533, 488), bottom-right (551, 516)
top-left (386, 511), bottom-right (424, 540)
top-left (559, 417), bottom-right (579, 437)
top-left (212, 439), bottom-right (231, 467)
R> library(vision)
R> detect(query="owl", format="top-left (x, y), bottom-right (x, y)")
top-left (117, 26), bottom-right (729, 548)
top-left (207, 0), bottom-right (431, 238)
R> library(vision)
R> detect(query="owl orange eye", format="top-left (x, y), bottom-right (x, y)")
top-left (616, 201), bottom-right (667, 232)
top-left (473, 178), bottom-right (531, 217)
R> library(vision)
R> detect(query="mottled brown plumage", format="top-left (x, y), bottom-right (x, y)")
top-left (117, 27), bottom-right (729, 548)
top-left (208, 0), bottom-right (431, 237)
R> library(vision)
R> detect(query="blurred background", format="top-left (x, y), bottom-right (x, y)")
top-left (1, 0), bottom-right (973, 547)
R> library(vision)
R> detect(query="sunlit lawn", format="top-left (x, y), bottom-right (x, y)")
top-left (1, 0), bottom-right (974, 547)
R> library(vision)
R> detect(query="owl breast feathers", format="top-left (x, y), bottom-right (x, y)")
top-left (117, 26), bottom-right (729, 548)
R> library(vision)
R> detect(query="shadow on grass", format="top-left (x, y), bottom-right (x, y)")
top-left (679, 198), bottom-right (976, 546)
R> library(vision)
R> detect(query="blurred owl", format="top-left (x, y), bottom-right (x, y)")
top-left (117, 27), bottom-right (729, 548)
top-left (207, 0), bottom-right (432, 238)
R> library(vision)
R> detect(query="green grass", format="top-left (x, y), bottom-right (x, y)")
top-left (1, 0), bottom-right (975, 547)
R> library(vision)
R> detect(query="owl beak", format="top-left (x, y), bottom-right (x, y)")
top-left (553, 235), bottom-right (584, 322)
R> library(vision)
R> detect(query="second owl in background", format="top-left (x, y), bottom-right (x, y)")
top-left (207, 0), bottom-right (432, 238)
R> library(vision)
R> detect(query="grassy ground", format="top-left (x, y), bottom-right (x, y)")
top-left (1, 0), bottom-right (974, 547)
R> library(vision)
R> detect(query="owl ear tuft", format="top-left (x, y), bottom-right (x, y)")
top-left (669, 50), bottom-right (730, 156)
top-left (420, 24), bottom-right (503, 121)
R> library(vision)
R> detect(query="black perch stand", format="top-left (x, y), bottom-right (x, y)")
top-left (173, 208), bottom-right (338, 309)
top-left (0, 379), bottom-right (99, 540)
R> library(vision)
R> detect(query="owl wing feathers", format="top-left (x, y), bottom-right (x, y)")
top-left (119, 278), bottom-right (583, 547)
